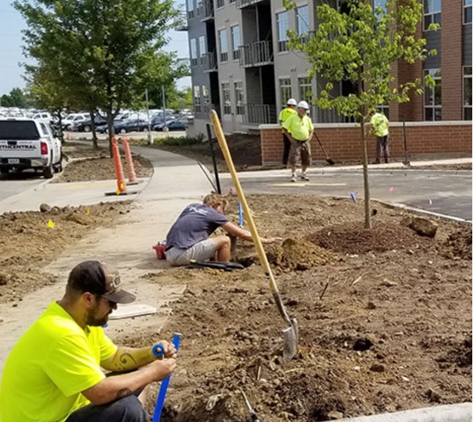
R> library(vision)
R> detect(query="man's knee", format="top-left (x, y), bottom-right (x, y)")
top-left (112, 396), bottom-right (148, 422)
top-left (214, 235), bottom-right (230, 249)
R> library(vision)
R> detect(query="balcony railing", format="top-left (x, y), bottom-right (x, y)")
top-left (199, 0), bottom-right (214, 21)
top-left (202, 52), bottom-right (218, 72)
top-left (175, 12), bottom-right (188, 31)
top-left (239, 41), bottom-right (273, 67)
top-left (236, 0), bottom-right (264, 8)
top-left (242, 104), bottom-right (277, 125)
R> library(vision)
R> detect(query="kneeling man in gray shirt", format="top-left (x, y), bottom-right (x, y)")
top-left (165, 193), bottom-right (280, 266)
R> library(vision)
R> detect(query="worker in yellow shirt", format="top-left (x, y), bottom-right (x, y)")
top-left (282, 100), bottom-right (314, 182)
top-left (278, 98), bottom-right (297, 167)
top-left (370, 109), bottom-right (390, 164)
top-left (0, 260), bottom-right (177, 422)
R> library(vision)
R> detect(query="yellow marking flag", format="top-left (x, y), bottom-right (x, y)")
top-left (86, 208), bottom-right (90, 215)
top-left (47, 220), bottom-right (55, 229)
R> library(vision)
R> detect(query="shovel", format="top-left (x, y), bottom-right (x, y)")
top-left (313, 132), bottom-right (335, 165)
top-left (210, 110), bottom-right (298, 359)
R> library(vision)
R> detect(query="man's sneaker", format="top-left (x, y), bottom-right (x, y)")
top-left (291, 174), bottom-right (297, 182)
top-left (300, 173), bottom-right (310, 181)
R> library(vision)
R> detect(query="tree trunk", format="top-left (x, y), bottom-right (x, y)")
top-left (107, 111), bottom-right (114, 158)
top-left (359, 116), bottom-right (371, 229)
top-left (89, 110), bottom-right (98, 149)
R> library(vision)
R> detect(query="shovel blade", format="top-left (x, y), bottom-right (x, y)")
top-left (282, 318), bottom-right (299, 360)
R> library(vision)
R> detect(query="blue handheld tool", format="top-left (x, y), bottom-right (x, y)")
top-left (350, 193), bottom-right (356, 203)
top-left (238, 202), bottom-right (243, 227)
top-left (152, 343), bottom-right (165, 358)
top-left (152, 332), bottom-right (182, 422)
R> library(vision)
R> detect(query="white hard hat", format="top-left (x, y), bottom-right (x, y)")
top-left (297, 100), bottom-right (309, 110)
top-left (287, 98), bottom-right (297, 106)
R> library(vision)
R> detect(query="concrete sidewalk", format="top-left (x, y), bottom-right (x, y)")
top-left (0, 146), bottom-right (214, 373)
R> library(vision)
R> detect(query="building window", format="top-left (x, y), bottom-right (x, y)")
top-left (231, 26), bottom-right (241, 60)
top-left (202, 85), bottom-right (210, 110)
top-left (190, 38), bottom-right (198, 66)
top-left (277, 11), bottom-right (289, 52)
top-left (187, 0), bottom-right (194, 18)
top-left (222, 83), bottom-right (231, 114)
top-left (424, 68), bottom-right (441, 121)
top-left (464, 66), bottom-right (472, 120)
top-left (199, 36), bottom-right (206, 65)
top-left (464, 0), bottom-right (472, 24)
top-left (298, 76), bottom-right (313, 117)
top-left (217, 0), bottom-right (225, 8)
top-left (218, 29), bottom-right (228, 62)
top-left (423, 0), bottom-right (441, 30)
top-left (197, 0), bottom-right (202, 15)
top-left (279, 78), bottom-right (292, 108)
top-left (296, 5), bottom-right (309, 37)
top-left (193, 85), bottom-right (201, 113)
top-left (234, 82), bottom-right (244, 115)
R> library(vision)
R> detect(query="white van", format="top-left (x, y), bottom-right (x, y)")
top-left (0, 118), bottom-right (62, 178)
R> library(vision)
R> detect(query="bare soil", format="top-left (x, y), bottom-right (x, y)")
top-left (0, 202), bottom-right (131, 303)
top-left (112, 194), bottom-right (472, 421)
top-left (55, 144), bottom-right (153, 183)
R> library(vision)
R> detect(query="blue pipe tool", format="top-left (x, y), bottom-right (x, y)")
top-left (152, 332), bottom-right (182, 422)
top-left (238, 202), bottom-right (243, 227)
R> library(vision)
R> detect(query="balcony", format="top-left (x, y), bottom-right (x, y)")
top-left (242, 104), bottom-right (277, 125)
top-left (175, 12), bottom-right (188, 31)
top-left (236, 0), bottom-right (264, 9)
top-left (199, 0), bottom-right (214, 21)
top-left (202, 52), bottom-right (218, 72)
top-left (239, 41), bottom-right (273, 68)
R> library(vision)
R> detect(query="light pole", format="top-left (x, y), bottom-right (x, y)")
top-left (162, 85), bottom-right (169, 133)
top-left (145, 89), bottom-right (152, 145)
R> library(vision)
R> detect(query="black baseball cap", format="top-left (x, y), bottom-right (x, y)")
top-left (67, 261), bottom-right (136, 304)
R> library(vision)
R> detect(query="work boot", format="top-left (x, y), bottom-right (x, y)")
top-left (300, 173), bottom-right (309, 181)
top-left (290, 173), bottom-right (297, 182)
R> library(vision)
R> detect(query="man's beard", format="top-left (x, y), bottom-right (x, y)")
top-left (85, 304), bottom-right (110, 327)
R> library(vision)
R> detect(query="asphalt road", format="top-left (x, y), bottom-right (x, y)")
top-left (0, 171), bottom-right (47, 203)
top-left (219, 168), bottom-right (472, 221)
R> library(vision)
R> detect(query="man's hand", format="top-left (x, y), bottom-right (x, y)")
top-left (149, 358), bottom-right (177, 381)
top-left (155, 340), bottom-right (177, 359)
top-left (261, 237), bottom-right (283, 245)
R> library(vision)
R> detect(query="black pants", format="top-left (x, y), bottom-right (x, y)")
top-left (65, 395), bottom-right (148, 422)
top-left (282, 133), bottom-right (291, 165)
top-left (376, 135), bottom-right (390, 163)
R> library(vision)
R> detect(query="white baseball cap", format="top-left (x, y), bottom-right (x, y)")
top-left (287, 98), bottom-right (297, 106)
top-left (297, 100), bottom-right (309, 110)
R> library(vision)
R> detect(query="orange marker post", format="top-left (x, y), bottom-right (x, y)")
top-left (112, 137), bottom-right (127, 195)
top-left (122, 136), bottom-right (138, 185)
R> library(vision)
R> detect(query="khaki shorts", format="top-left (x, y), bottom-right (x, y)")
top-left (289, 140), bottom-right (312, 167)
top-left (165, 238), bottom-right (217, 266)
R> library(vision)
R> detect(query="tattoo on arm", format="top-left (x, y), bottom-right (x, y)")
top-left (116, 388), bottom-right (133, 400)
top-left (119, 352), bottom-right (137, 367)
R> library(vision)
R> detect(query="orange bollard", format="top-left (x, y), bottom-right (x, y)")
top-left (122, 136), bottom-right (138, 185)
top-left (112, 137), bottom-right (127, 195)
top-left (66, 132), bottom-right (71, 141)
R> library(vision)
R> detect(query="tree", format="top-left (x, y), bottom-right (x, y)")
top-left (287, 0), bottom-right (437, 228)
top-left (0, 87), bottom-right (28, 108)
top-left (15, 0), bottom-right (184, 153)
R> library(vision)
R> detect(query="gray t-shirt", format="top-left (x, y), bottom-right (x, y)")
top-left (166, 203), bottom-right (229, 249)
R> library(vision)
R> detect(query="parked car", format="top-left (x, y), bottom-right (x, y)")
top-left (153, 120), bottom-right (186, 131)
top-left (0, 118), bottom-right (62, 178)
top-left (31, 112), bottom-right (53, 124)
top-left (62, 113), bottom-right (89, 131)
top-left (74, 116), bottom-right (107, 132)
top-left (117, 118), bottom-right (151, 133)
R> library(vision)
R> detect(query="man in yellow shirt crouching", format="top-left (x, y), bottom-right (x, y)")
top-left (0, 260), bottom-right (177, 422)
top-left (282, 100), bottom-right (314, 182)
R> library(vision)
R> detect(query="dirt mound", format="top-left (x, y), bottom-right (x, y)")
top-left (310, 221), bottom-right (432, 254)
top-left (54, 155), bottom-right (153, 183)
top-left (266, 238), bottom-right (335, 270)
top-left (439, 228), bottom-right (472, 260)
top-left (0, 202), bottom-right (131, 303)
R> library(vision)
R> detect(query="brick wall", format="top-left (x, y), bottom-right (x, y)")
top-left (441, 0), bottom-right (463, 120)
top-left (260, 122), bottom-right (472, 165)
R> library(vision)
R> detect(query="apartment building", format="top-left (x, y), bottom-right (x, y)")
top-left (181, 0), bottom-right (472, 135)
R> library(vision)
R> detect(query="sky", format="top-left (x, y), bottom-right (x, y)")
top-left (0, 0), bottom-right (191, 97)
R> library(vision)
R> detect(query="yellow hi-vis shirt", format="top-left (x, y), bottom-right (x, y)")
top-left (370, 112), bottom-right (389, 137)
top-left (0, 302), bottom-right (117, 422)
top-left (278, 107), bottom-right (296, 124)
top-left (282, 113), bottom-right (314, 141)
